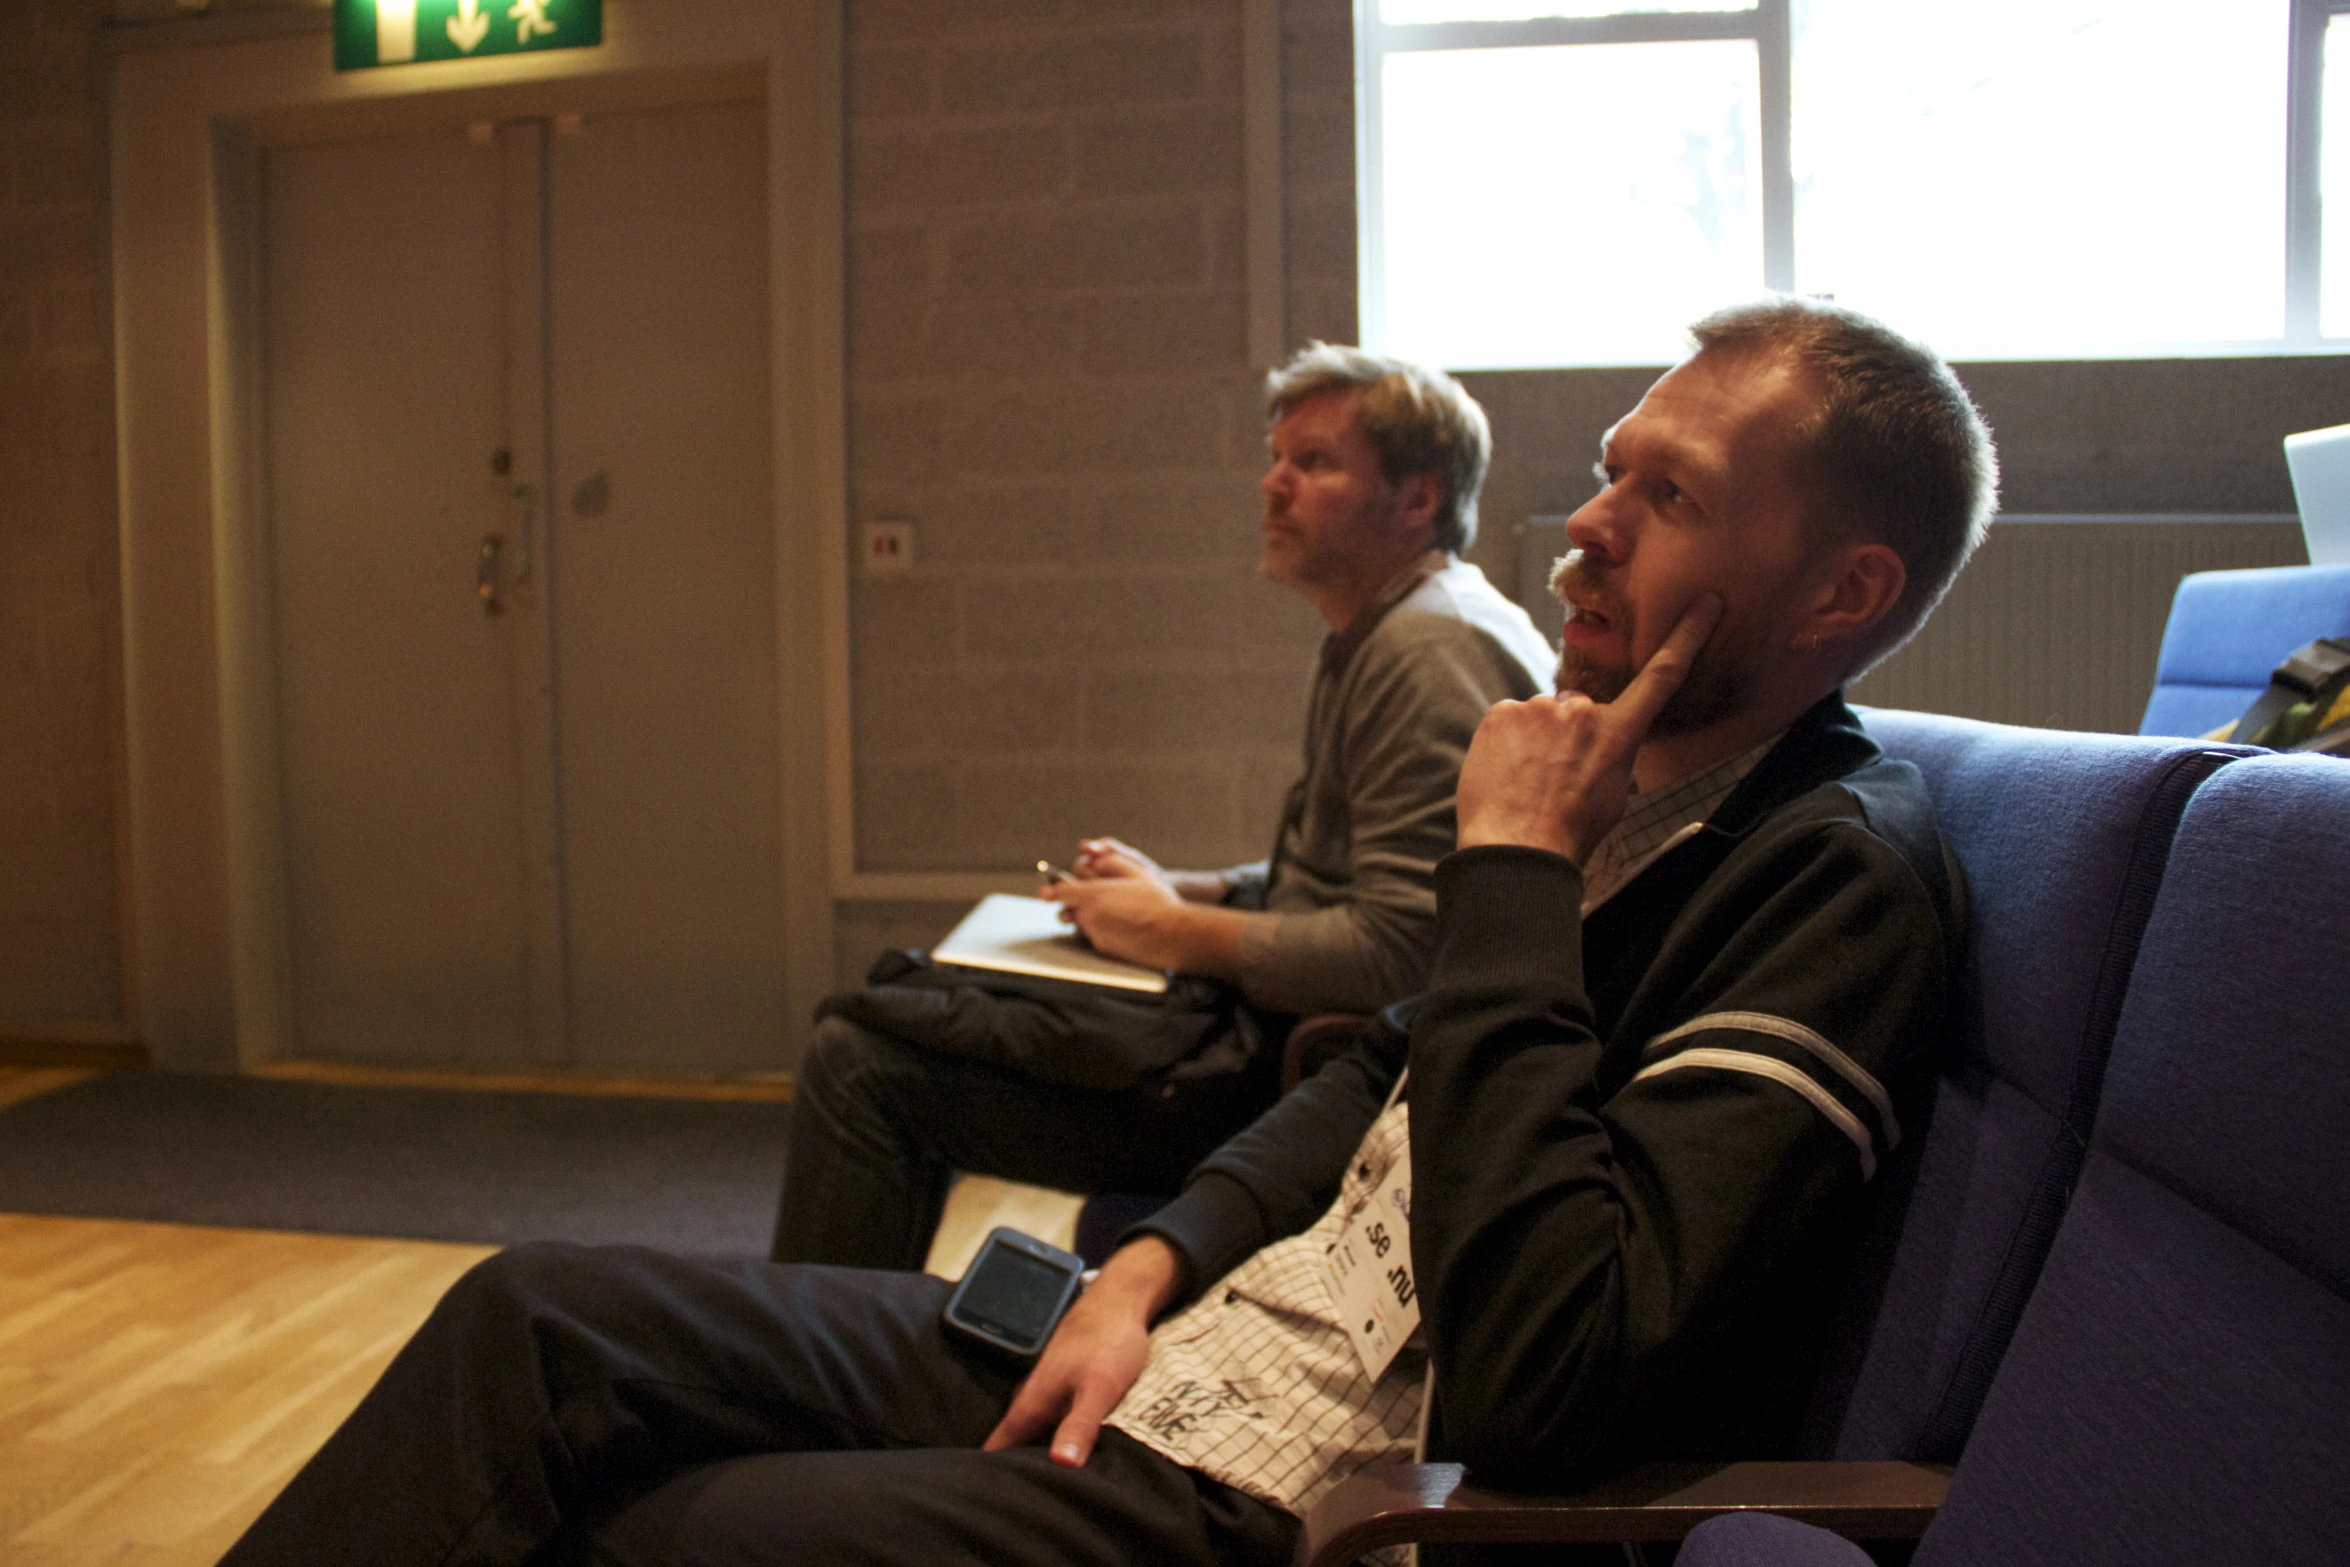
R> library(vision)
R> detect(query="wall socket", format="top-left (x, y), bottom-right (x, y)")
top-left (858, 519), bottom-right (915, 576)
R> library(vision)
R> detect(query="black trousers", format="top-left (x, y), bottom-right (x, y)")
top-left (770, 1016), bottom-right (1279, 1270)
top-left (220, 1245), bottom-right (1298, 1567)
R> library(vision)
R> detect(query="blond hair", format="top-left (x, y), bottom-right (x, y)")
top-left (1265, 343), bottom-right (1492, 552)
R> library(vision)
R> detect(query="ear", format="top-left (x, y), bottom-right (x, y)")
top-left (1794, 541), bottom-right (1906, 653)
top-left (1392, 470), bottom-right (1444, 545)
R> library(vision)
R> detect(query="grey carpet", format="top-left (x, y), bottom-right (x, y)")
top-left (0, 1071), bottom-right (789, 1254)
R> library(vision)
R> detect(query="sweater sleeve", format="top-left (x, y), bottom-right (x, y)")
top-left (1409, 826), bottom-right (1951, 1486)
top-left (1234, 622), bottom-right (1538, 1014)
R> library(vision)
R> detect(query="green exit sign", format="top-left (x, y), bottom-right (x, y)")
top-left (334, 0), bottom-right (602, 70)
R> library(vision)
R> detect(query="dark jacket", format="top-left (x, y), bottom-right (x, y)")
top-left (1137, 694), bottom-right (1965, 1489)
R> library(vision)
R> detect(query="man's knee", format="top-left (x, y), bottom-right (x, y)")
top-left (794, 1015), bottom-right (942, 1142)
top-left (800, 1015), bottom-right (918, 1104)
top-left (433, 1244), bottom-right (741, 1371)
top-left (442, 1239), bottom-right (581, 1311)
top-left (433, 1242), bottom-right (624, 1342)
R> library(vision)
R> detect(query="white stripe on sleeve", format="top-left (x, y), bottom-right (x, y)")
top-left (1632, 1047), bottom-right (1878, 1179)
top-left (1646, 1011), bottom-right (1901, 1149)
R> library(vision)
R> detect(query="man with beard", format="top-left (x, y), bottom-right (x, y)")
top-left (219, 297), bottom-right (1992, 1567)
top-left (771, 345), bottom-right (1553, 1271)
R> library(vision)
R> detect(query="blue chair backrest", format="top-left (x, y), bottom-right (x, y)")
top-left (2139, 563), bottom-right (2350, 738)
top-left (1915, 753), bottom-right (2350, 1565)
top-left (1803, 711), bottom-right (2240, 1462)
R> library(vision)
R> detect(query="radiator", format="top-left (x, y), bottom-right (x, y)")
top-left (1513, 516), bottom-right (2308, 736)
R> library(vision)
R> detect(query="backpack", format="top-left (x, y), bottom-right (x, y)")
top-left (2217, 637), bottom-right (2350, 754)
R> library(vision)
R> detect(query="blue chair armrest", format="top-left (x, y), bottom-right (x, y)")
top-left (1677, 1511), bottom-right (1879, 1567)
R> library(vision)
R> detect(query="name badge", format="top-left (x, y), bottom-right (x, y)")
top-left (1319, 1145), bottom-right (1418, 1383)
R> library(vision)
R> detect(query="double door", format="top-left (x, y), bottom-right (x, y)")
top-left (263, 99), bottom-right (787, 1071)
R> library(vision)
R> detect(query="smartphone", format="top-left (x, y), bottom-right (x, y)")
top-left (941, 1227), bottom-right (1086, 1359)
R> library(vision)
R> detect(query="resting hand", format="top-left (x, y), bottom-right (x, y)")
top-left (983, 1237), bottom-right (1183, 1467)
top-left (1457, 595), bottom-right (1723, 865)
top-left (1046, 873), bottom-right (1179, 951)
top-left (1043, 876), bottom-right (1245, 977)
top-left (1043, 838), bottom-right (1180, 958)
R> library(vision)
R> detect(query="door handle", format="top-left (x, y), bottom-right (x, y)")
top-left (478, 533), bottom-right (505, 615)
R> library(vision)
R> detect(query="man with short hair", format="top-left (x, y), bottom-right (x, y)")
top-left (773, 344), bottom-right (1554, 1270)
top-left (220, 298), bottom-right (1995, 1567)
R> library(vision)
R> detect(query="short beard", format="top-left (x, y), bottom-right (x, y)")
top-left (1551, 554), bottom-right (1752, 738)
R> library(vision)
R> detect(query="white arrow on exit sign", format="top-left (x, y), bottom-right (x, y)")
top-left (447, 0), bottom-right (489, 53)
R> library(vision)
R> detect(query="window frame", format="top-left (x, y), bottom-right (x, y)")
top-left (1356, 0), bottom-right (2346, 365)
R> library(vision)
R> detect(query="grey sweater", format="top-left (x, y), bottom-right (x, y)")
top-left (1226, 552), bottom-right (1554, 1014)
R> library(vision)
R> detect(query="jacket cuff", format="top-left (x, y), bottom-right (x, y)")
top-left (1432, 845), bottom-right (1588, 994)
top-left (1219, 862), bottom-right (1271, 909)
top-left (1123, 1170), bottom-right (1266, 1303)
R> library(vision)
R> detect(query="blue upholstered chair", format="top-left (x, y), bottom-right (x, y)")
top-left (2138, 563), bottom-right (2350, 738)
top-left (1677, 751), bottom-right (2350, 1567)
top-left (1295, 715), bottom-right (2245, 1565)
top-left (1791, 713), bottom-right (2242, 1462)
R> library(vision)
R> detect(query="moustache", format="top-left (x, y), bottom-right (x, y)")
top-left (1549, 550), bottom-right (1630, 629)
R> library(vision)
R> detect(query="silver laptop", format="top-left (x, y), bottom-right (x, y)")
top-left (2283, 423), bottom-right (2350, 565)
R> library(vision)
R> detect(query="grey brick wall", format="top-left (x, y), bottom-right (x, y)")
top-left (1280, 0), bottom-right (1355, 352)
top-left (841, 0), bottom-right (1329, 883)
top-left (0, 0), bottom-right (126, 1034)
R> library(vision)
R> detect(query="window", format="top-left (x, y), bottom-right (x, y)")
top-left (1357, 0), bottom-right (2340, 367)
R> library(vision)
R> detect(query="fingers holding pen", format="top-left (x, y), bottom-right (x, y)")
top-left (1041, 840), bottom-right (1152, 910)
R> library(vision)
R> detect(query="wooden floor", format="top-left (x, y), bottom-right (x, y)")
top-left (0, 1213), bottom-right (494, 1566)
top-left (0, 1065), bottom-right (1082, 1564)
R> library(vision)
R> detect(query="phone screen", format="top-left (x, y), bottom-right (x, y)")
top-left (954, 1244), bottom-right (1075, 1347)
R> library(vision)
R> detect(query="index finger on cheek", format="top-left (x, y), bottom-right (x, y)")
top-left (1666, 592), bottom-right (1725, 656)
top-left (1615, 594), bottom-right (1724, 728)
top-left (1647, 593), bottom-right (1724, 679)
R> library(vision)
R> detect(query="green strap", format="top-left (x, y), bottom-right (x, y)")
top-left (2232, 638), bottom-right (2350, 750)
